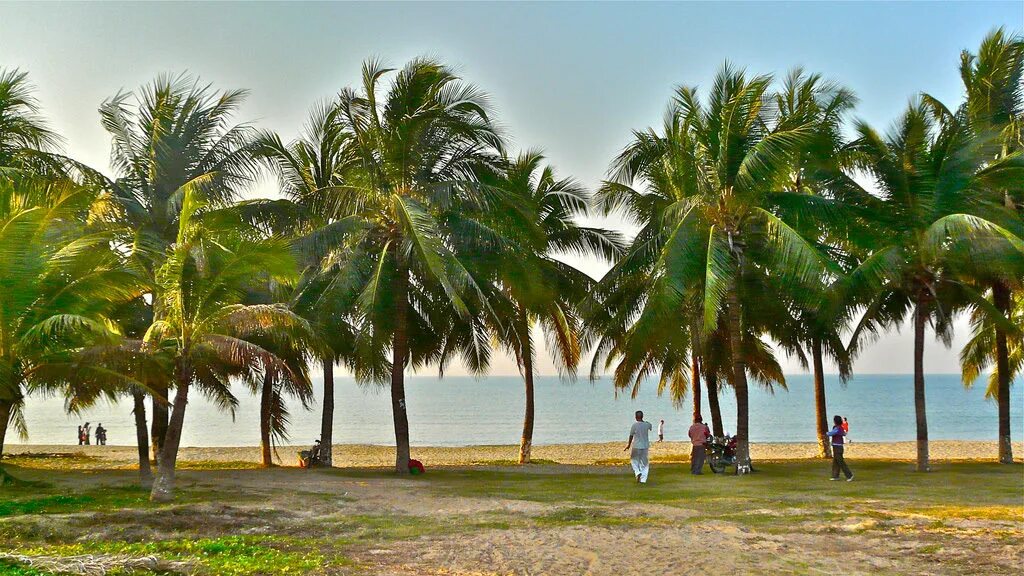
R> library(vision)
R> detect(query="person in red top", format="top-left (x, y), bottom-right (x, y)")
top-left (687, 416), bottom-right (711, 475)
top-left (841, 417), bottom-right (850, 443)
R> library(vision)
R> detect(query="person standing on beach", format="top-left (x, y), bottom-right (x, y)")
top-left (658, 419), bottom-right (665, 442)
top-left (82, 422), bottom-right (91, 446)
top-left (624, 410), bottom-right (653, 484)
top-left (688, 416), bottom-right (711, 474)
top-left (77, 425), bottom-right (84, 445)
top-left (842, 417), bottom-right (850, 444)
top-left (827, 415), bottom-right (853, 481)
top-left (95, 424), bottom-right (106, 446)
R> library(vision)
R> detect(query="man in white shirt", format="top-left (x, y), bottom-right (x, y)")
top-left (624, 410), bottom-right (653, 484)
top-left (658, 419), bottom-right (665, 442)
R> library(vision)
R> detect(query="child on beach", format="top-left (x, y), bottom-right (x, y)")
top-left (624, 411), bottom-right (653, 484)
top-left (842, 417), bottom-right (850, 444)
top-left (827, 415), bottom-right (853, 481)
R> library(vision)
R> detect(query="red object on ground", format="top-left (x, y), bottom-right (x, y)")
top-left (409, 459), bottom-right (425, 475)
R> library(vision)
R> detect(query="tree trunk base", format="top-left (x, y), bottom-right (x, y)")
top-left (149, 471), bottom-right (175, 502)
top-left (999, 436), bottom-right (1014, 464)
top-left (519, 439), bottom-right (531, 464)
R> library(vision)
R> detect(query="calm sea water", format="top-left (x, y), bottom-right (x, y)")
top-left (11, 373), bottom-right (1023, 447)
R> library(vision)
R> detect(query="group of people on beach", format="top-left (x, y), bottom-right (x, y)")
top-left (625, 411), bottom-right (853, 483)
top-left (77, 422), bottom-right (107, 445)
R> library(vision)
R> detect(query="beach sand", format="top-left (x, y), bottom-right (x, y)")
top-left (7, 440), bottom-right (1021, 468)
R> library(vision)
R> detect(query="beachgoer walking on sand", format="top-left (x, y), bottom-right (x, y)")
top-left (658, 419), bottom-right (665, 442)
top-left (688, 416), bottom-right (711, 475)
top-left (842, 417), bottom-right (850, 444)
top-left (624, 410), bottom-right (653, 484)
top-left (827, 415), bottom-right (853, 481)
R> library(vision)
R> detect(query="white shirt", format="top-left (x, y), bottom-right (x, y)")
top-left (658, 421), bottom-right (665, 435)
top-left (630, 421), bottom-right (653, 449)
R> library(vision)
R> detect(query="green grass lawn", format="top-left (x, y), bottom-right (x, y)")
top-left (0, 459), bottom-right (1021, 575)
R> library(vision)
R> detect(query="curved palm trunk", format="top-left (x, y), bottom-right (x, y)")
top-left (150, 386), bottom-right (168, 465)
top-left (913, 301), bottom-right (930, 472)
top-left (519, 349), bottom-right (535, 464)
top-left (0, 399), bottom-right (12, 469)
top-left (131, 390), bottom-right (153, 486)
top-left (260, 372), bottom-right (273, 467)
top-left (320, 357), bottom-right (335, 467)
top-left (391, 265), bottom-right (411, 475)
top-left (992, 282), bottom-right (1014, 464)
top-left (691, 354), bottom-right (703, 423)
top-left (812, 338), bottom-right (831, 459)
top-left (727, 292), bottom-right (752, 474)
top-left (151, 362), bottom-right (190, 502)
top-left (707, 373), bottom-right (724, 437)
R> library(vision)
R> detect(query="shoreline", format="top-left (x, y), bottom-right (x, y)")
top-left (6, 440), bottom-right (1022, 467)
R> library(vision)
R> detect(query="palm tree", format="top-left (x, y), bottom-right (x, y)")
top-left (96, 74), bottom-right (260, 465)
top-left (146, 187), bottom-right (316, 501)
top-left (845, 100), bottom-right (1024, 472)
top-left (484, 151), bottom-right (619, 463)
top-left (0, 68), bottom-right (58, 169)
top-left (0, 174), bottom-right (140, 473)
top-left (770, 69), bottom-right (859, 458)
top-left (593, 65), bottom-right (833, 472)
top-left (252, 101), bottom-right (361, 467)
top-left (946, 28), bottom-right (1024, 463)
top-left (317, 58), bottom-right (507, 473)
top-left (241, 281), bottom-right (318, 467)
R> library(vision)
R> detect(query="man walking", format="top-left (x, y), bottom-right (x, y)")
top-left (658, 419), bottom-right (665, 442)
top-left (624, 410), bottom-right (653, 484)
top-left (688, 416), bottom-right (711, 474)
top-left (827, 415), bottom-right (853, 481)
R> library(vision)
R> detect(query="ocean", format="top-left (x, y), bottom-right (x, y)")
top-left (11, 373), bottom-right (1023, 447)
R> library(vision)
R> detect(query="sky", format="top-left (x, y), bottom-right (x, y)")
top-left (0, 1), bottom-right (1020, 377)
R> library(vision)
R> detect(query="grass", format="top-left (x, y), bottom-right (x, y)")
top-left (0, 458), bottom-right (1020, 574)
top-left (15, 536), bottom-right (328, 575)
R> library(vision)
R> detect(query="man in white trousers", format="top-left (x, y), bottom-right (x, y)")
top-left (624, 410), bottom-right (653, 484)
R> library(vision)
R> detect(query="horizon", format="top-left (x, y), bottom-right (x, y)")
top-left (0, 1), bottom-right (1019, 376)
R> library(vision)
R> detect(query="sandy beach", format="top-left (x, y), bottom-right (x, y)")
top-left (6, 440), bottom-right (1021, 468)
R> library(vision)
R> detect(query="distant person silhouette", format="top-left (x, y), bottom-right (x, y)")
top-left (77, 425), bottom-right (84, 446)
top-left (658, 419), bottom-right (665, 442)
top-left (842, 417), bottom-right (850, 444)
top-left (95, 423), bottom-right (106, 446)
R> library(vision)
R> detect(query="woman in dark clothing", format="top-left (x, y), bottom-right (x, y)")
top-left (826, 415), bottom-right (853, 481)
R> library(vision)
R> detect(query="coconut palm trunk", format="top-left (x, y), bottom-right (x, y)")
top-left (260, 372), bottom-right (273, 467)
top-left (151, 387), bottom-right (168, 464)
top-left (727, 292), bottom-right (752, 474)
top-left (691, 354), bottom-right (702, 423)
top-left (0, 399), bottom-right (11, 462)
top-left (992, 281), bottom-right (1014, 464)
top-left (706, 373), bottom-right (724, 437)
top-left (131, 390), bottom-right (153, 486)
top-left (320, 357), bottom-right (334, 467)
top-left (519, 346), bottom-right (535, 464)
top-left (913, 299), bottom-right (930, 472)
top-left (390, 261), bottom-right (411, 475)
top-left (812, 338), bottom-right (831, 459)
top-left (151, 363), bottom-right (191, 502)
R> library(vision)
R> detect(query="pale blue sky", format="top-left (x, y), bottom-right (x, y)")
top-left (0, 1), bottom-right (1019, 376)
